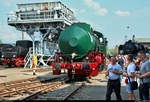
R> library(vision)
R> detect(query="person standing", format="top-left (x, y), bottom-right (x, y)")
top-left (123, 54), bottom-right (136, 100)
top-left (105, 56), bottom-right (123, 100)
top-left (106, 55), bottom-right (112, 66)
top-left (32, 54), bottom-right (38, 75)
top-left (136, 51), bottom-right (150, 100)
top-left (105, 55), bottom-right (112, 78)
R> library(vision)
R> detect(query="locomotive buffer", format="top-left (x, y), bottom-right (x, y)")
top-left (7, 1), bottom-right (76, 68)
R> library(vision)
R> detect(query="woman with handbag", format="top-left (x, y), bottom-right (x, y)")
top-left (123, 54), bottom-right (136, 100)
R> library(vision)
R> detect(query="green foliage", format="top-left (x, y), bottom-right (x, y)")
top-left (0, 40), bottom-right (2, 44)
top-left (106, 47), bottom-right (118, 56)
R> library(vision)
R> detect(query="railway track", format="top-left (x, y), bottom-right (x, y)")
top-left (0, 75), bottom-right (68, 101)
top-left (20, 82), bottom-right (64, 101)
top-left (63, 83), bottom-right (85, 100)
top-left (33, 82), bottom-right (86, 100)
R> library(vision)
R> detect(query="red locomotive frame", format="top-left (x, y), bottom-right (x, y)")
top-left (51, 52), bottom-right (105, 78)
top-left (0, 57), bottom-right (25, 67)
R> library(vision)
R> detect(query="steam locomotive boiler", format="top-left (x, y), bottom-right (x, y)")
top-left (0, 40), bottom-right (32, 67)
top-left (51, 23), bottom-right (107, 80)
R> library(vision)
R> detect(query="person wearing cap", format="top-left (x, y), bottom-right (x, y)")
top-left (136, 51), bottom-right (150, 100)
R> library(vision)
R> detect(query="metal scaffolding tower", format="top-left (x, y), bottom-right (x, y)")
top-left (7, 1), bottom-right (76, 68)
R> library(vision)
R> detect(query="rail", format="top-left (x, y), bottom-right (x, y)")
top-left (63, 83), bottom-right (85, 100)
top-left (0, 75), bottom-right (68, 100)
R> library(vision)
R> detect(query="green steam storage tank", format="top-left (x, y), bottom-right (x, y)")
top-left (58, 23), bottom-right (107, 60)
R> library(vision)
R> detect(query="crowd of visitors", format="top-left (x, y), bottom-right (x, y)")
top-left (105, 51), bottom-right (150, 101)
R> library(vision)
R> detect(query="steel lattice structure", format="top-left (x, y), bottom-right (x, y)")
top-left (7, 1), bottom-right (76, 67)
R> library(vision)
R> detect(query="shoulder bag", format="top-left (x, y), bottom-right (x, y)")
top-left (127, 74), bottom-right (138, 90)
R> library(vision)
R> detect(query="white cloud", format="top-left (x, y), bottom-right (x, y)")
top-left (83, 0), bottom-right (108, 16)
top-left (70, 8), bottom-right (86, 15)
top-left (97, 8), bottom-right (108, 16)
top-left (115, 10), bottom-right (130, 16)
top-left (84, 0), bottom-right (100, 9)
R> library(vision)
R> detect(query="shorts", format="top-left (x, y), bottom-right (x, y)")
top-left (126, 83), bottom-right (134, 93)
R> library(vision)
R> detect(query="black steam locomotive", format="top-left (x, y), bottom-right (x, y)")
top-left (118, 40), bottom-right (149, 56)
top-left (0, 44), bottom-right (13, 65)
top-left (0, 40), bottom-right (32, 67)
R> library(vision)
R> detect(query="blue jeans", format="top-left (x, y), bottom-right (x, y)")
top-left (126, 82), bottom-right (134, 93)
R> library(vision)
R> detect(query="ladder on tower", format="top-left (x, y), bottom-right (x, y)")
top-left (24, 47), bottom-right (33, 68)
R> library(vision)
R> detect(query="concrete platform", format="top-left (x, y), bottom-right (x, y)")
top-left (0, 66), bottom-right (64, 83)
top-left (0, 67), bottom-right (141, 100)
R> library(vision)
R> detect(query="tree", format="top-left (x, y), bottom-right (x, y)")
top-left (0, 40), bottom-right (2, 44)
top-left (106, 47), bottom-right (118, 56)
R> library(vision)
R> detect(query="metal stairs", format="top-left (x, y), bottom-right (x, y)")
top-left (24, 47), bottom-right (33, 68)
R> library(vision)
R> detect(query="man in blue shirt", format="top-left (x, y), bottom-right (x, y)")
top-left (105, 56), bottom-right (123, 100)
top-left (136, 51), bottom-right (150, 100)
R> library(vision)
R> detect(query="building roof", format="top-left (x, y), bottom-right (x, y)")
top-left (135, 38), bottom-right (150, 43)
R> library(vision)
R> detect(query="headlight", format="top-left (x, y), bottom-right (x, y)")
top-left (86, 57), bottom-right (89, 60)
top-left (13, 55), bottom-right (16, 57)
top-left (1, 55), bottom-right (4, 58)
top-left (60, 57), bottom-right (62, 60)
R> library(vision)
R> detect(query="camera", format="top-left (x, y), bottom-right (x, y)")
top-left (135, 66), bottom-right (140, 71)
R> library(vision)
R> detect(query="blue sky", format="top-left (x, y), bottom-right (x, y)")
top-left (0, 0), bottom-right (150, 48)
